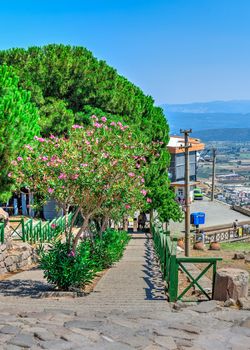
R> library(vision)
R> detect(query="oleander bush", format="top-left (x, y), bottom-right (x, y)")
top-left (40, 240), bottom-right (95, 290)
top-left (91, 229), bottom-right (130, 270)
top-left (39, 229), bottom-right (130, 290)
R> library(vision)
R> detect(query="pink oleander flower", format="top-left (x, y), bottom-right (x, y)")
top-left (72, 124), bottom-right (83, 129)
top-left (136, 163), bottom-right (140, 169)
top-left (125, 204), bottom-right (131, 209)
top-left (91, 115), bottom-right (98, 120)
top-left (87, 131), bottom-right (93, 136)
top-left (93, 122), bottom-right (102, 128)
top-left (71, 174), bottom-right (79, 180)
top-left (68, 250), bottom-right (75, 257)
top-left (101, 116), bottom-right (107, 122)
top-left (42, 156), bottom-right (48, 161)
top-left (51, 223), bottom-right (57, 229)
top-left (25, 144), bottom-right (33, 151)
top-left (141, 178), bottom-right (145, 183)
top-left (141, 189), bottom-right (147, 196)
top-left (133, 156), bottom-right (138, 159)
top-left (11, 160), bottom-right (18, 166)
top-left (80, 163), bottom-right (88, 167)
top-left (147, 198), bottom-right (152, 203)
top-left (27, 157), bottom-right (31, 161)
top-left (61, 185), bottom-right (65, 189)
top-left (85, 140), bottom-right (90, 145)
top-left (128, 172), bottom-right (135, 177)
top-left (123, 125), bottom-right (129, 129)
top-left (110, 122), bottom-right (116, 126)
top-left (35, 136), bottom-right (45, 142)
top-left (117, 121), bottom-right (122, 127)
top-left (50, 134), bottom-right (56, 139)
top-left (17, 157), bottom-right (23, 161)
top-left (58, 173), bottom-right (67, 180)
top-left (7, 172), bottom-right (12, 178)
top-left (48, 188), bottom-right (54, 194)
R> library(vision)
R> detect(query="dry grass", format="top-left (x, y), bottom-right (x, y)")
top-left (191, 242), bottom-right (250, 283)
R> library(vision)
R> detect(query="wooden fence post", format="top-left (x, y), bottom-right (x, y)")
top-left (169, 237), bottom-right (178, 302)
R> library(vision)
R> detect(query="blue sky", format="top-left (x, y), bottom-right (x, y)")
top-left (0, 0), bottom-right (250, 105)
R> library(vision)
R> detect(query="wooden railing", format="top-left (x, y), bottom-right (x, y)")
top-left (3, 212), bottom-right (74, 244)
top-left (0, 223), bottom-right (4, 244)
top-left (202, 226), bottom-right (250, 243)
top-left (151, 222), bottom-right (222, 302)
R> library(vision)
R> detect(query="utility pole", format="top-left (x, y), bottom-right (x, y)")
top-left (180, 129), bottom-right (192, 257)
top-left (211, 148), bottom-right (216, 201)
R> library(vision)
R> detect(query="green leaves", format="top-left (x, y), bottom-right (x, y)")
top-left (1, 44), bottom-right (182, 222)
top-left (0, 64), bottom-right (40, 200)
top-left (39, 229), bottom-right (130, 290)
top-left (40, 240), bottom-right (95, 290)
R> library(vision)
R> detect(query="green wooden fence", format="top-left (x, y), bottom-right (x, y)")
top-left (0, 223), bottom-right (4, 244)
top-left (151, 221), bottom-right (222, 302)
top-left (1, 212), bottom-right (74, 244)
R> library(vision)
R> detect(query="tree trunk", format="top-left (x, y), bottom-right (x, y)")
top-left (100, 216), bottom-right (109, 237)
top-left (68, 207), bottom-right (80, 236)
top-left (72, 215), bottom-right (90, 252)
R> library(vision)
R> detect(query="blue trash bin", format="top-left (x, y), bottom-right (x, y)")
top-left (190, 212), bottom-right (205, 225)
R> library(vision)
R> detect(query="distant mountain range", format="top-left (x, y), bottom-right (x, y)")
top-left (164, 100), bottom-right (250, 114)
top-left (161, 100), bottom-right (250, 138)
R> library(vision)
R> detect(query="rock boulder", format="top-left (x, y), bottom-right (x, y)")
top-left (0, 208), bottom-right (9, 224)
top-left (213, 268), bottom-right (249, 302)
top-left (233, 253), bottom-right (245, 260)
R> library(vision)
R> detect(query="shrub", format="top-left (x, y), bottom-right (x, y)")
top-left (92, 229), bottom-right (130, 270)
top-left (39, 229), bottom-right (130, 290)
top-left (39, 240), bottom-right (95, 290)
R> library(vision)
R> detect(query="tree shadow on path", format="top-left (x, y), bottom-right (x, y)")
top-left (142, 233), bottom-right (166, 301)
top-left (0, 279), bottom-right (53, 298)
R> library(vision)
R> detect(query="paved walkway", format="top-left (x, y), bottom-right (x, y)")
top-left (0, 233), bottom-right (249, 349)
top-left (169, 196), bottom-right (250, 234)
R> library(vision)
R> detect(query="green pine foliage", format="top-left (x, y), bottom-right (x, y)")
top-left (0, 65), bottom-right (39, 200)
top-left (0, 45), bottom-right (165, 138)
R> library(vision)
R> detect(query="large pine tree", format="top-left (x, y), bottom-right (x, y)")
top-left (0, 45), bottom-right (181, 221)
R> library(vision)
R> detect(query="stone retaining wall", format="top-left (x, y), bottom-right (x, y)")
top-left (0, 208), bottom-right (37, 275)
top-left (232, 205), bottom-right (250, 217)
top-left (0, 242), bottom-right (36, 275)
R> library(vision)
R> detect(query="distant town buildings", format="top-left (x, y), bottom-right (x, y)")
top-left (197, 140), bottom-right (250, 208)
top-left (167, 136), bottom-right (204, 201)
